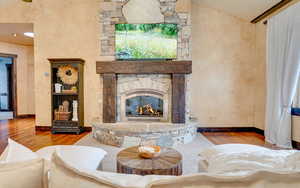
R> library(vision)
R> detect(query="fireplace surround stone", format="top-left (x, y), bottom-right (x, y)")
top-left (92, 120), bottom-right (198, 147)
top-left (117, 74), bottom-right (171, 122)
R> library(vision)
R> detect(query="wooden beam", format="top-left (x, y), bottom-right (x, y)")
top-left (251, 0), bottom-right (293, 24)
top-left (96, 61), bottom-right (192, 74)
top-left (172, 74), bottom-right (186, 123)
top-left (102, 74), bottom-right (117, 123)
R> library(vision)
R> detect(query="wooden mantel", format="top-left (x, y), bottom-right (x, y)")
top-left (96, 61), bottom-right (192, 74)
top-left (96, 60), bottom-right (192, 124)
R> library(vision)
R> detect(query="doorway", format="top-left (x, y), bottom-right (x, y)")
top-left (0, 54), bottom-right (17, 120)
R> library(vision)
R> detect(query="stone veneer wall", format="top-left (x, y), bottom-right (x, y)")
top-left (99, 0), bottom-right (191, 60)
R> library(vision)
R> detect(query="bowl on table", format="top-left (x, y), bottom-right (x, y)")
top-left (138, 146), bottom-right (161, 159)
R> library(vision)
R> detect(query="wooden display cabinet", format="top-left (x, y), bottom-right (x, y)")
top-left (49, 58), bottom-right (84, 134)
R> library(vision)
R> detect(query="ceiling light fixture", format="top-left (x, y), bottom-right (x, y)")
top-left (24, 32), bottom-right (34, 38)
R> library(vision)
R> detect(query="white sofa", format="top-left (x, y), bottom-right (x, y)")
top-left (2, 139), bottom-right (300, 188)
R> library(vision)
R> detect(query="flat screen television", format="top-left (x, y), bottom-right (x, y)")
top-left (115, 23), bottom-right (178, 60)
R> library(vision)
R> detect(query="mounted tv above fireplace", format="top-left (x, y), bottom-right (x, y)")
top-left (115, 23), bottom-right (178, 60)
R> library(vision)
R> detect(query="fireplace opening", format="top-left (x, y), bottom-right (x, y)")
top-left (126, 96), bottom-right (163, 118)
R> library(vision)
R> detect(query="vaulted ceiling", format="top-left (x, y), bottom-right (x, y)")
top-left (193, 0), bottom-right (281, 22)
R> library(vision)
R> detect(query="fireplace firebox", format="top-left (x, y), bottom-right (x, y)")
top-left (126, 96), bottom-right (163, 118)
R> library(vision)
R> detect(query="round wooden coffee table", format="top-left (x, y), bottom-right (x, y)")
top-left (117, 146), bottom-right (182, 176)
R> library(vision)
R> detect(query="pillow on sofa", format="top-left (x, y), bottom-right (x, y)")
top-left (49, 151), bottom-right (173, 188)
top-left (199, 144), bottom-right (270, 161)
top-left (199, 144), bottom-right (298, 174)
top-left (36, 145), bottom-right (107, 171)
top-left (0, 139), bottom-right (38, 163)
top-left (0, 158), bottom-right (45, 188)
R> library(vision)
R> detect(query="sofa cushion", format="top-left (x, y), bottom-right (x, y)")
top-left (0, 158), bottom-right (45, 188)
top-left (199, 144), bottom-right (299, 174)
top-left (149, 171), bottom-right (300, 188)
top-left (36, 145), bottom-right (107, 171)
top-left (0, 139), bottom-right (38, 162)
top-left (199, 144), bottom-right (270, 161)
top-left (49, 151), bottom-right (172, 188)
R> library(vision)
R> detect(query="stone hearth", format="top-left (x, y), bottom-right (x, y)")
top-left (92, 120), bottom-right (197, 147)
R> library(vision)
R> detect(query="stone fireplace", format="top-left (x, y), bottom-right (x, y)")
top-left (117, 74), bottom-right (171, 122)
top-left (96, 61), bottom-right (191, 124)
top-left (92, 0), bottom-right (196, 148)
top-left (92, 61), bottom-right (197, 147)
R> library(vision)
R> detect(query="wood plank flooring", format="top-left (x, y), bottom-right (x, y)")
top-left (0, 118), bottom-right (89, 152)
top-left (0, 118), bottom-right (274, 153)
top-left (202, 132), bottom-right (279, 149)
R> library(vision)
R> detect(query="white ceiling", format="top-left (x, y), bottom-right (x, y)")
top-left (0, 23), bottom-right (33, 46)
top-left (193, 0), bottom-right (281, 21)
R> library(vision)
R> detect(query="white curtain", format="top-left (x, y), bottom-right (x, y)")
top-left (293, 77), bottom-right (300, 108)
top-left (265, 2), bottom-right (300, 148)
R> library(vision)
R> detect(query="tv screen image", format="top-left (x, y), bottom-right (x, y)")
top-left (115, 23), bottom-right (178, 60)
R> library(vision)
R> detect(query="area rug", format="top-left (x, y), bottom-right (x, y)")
top-left (75, 133), bottom-right (214, 175)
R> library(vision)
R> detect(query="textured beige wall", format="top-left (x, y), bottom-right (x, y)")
top-left (27, 46), bottom-right (35, 114)
top-left (191, 3), bottom-right (256, 127)
top-left (176, 0), bottom-right (191, 13)
top-left (253, 22), bottom-right (267, 130)
top-left (0, 41), bottom-right (34, 115)
top-left (33, 0), bottom-right (101, 126)
top-left (0, 0), bottom-right (34, 23)
top-left (292, 117), bottom-right (300, 142)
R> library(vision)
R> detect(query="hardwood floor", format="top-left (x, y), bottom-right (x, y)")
top-left (0, 117), bottom-right (89, 152)
top-left (203, 132), bottom-right (280, 149)
top-left (0, 118), bottom-right (276, 153)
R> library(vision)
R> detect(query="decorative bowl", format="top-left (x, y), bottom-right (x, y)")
top-left (138, 146), bottom-right (161, 159)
